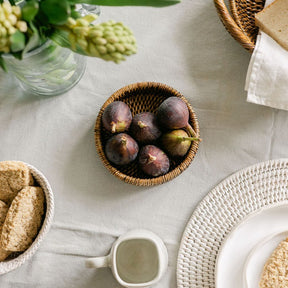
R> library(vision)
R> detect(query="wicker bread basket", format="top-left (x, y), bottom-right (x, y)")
top-left (0, 161), bottom-right (54, 275)
top-left (214, 0), bottom-right (265, 52)
top-left (94, 82), bottom-right (200, 186)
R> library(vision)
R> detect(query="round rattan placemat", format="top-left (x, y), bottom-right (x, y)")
top-left (177, 158), bottom-right (288, 288)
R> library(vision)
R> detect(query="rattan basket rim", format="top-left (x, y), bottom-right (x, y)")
top-left (94, 82), bottom-right (200, 186)
top-left (214, 0), bottom-right (264, 52)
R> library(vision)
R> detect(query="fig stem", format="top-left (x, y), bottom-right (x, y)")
top-left (111, 122), bottom-right (117, 133)
top-left (185, 124), bottom-right (202, 141)
top-left (147, 153), bottom-right (156, 164)
top-left (110, 121), bottom-right (128, 133)
top-left (167, 134), bottom-right (201, 142)
top-left (175, 136), bottom-right (201, 142)
top-left (120, 136), bottom-right (127, 145)
top-left (138, 121), bottom-right (147, 129)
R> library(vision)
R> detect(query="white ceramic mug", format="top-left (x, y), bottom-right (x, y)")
top-left (85, 229), bottom-right (168, 288)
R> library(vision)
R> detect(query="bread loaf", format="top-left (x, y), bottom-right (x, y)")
top-left (0, 161), bottom-right (34, 204)
top-left (0, 200), bottom-right (10, 261)
top-left (255, 0), bottom-right (288, 51)
top-left (0, 200), bottom-right (8, 226)
top-left (1, 186), bottom-right (45, 252)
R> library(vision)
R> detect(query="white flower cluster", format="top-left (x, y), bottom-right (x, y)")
top-left (0, 2), bottom-right (27, 53)
top-left (66, 16), bottom-right (137, 63)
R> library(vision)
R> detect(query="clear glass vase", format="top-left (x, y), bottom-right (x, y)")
top-left (2, 40), bottom-right (86, 96)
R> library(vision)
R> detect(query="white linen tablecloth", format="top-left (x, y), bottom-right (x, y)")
top-left (0, 1), bottom-right (287, 287)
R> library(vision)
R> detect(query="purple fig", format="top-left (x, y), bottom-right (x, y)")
top-left (105, 133), bottom-right (139, 165)
top-left (139, 145), bottom-right (170, 177)
top-left (156, 97), bottom-right (199, 138)
top-left (161, 129), bottom-right (198, 157)
top-left (102, 101), bottom-right (132, 133)
top-left (130, 112), bottom-right (162, 144)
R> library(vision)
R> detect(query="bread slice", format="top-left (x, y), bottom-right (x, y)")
top-left (1, 186), bottom-right (45, 252)
top-left (0, 161), bottom-right (34, 204)
top-left (0, 200), bottom-right (10, 261)
top-left (255, 0), bottom-right (288, 51)
top-left (0, 238), bottom-right (10, 261)
top-left (0, 200), bottom-right (8, 226)
top-left (259, 237), bottom-right (288, 288)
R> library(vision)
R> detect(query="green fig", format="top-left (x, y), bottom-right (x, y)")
top-left (161, 129), bottom-right (199, 157)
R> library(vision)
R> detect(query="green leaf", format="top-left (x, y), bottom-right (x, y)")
top-left (0, 55), bottom-right (7, 72)
top-left (40, 0), bottom-right (71, 25)
top-left (22, 0), bottom-right (39, 22)
top-left (22, 21), bottom-right (42, 56)
top-left (12, 52), bottom-right (22, 60)
top-left (68, 0), bottom-right (180, 6)
top-left (70, 9), bottom-right (81, 19)
top-left (50, 29), bottom-right (86, 55)
top-left (67, 0), bottom-right (99, 4)
top-left (10, 31), bottom-right (26, 52)
top-left (8, 0), bottom-right (15, 5)
top-left (49, 29), bottom-right (71, 48)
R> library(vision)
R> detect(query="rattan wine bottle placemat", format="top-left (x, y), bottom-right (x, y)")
top-left (177, 158), bottom-right (288, 287)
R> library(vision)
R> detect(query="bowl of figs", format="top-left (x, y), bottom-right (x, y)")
top-left (94, 82), bottom-right (201, 186)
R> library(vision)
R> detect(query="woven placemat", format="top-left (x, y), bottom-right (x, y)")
top-left (177, 159), bottom-right (288, 288)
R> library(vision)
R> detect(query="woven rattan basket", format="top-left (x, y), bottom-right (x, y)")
top-left (0, 161), bottom-right (54, 275)
top-left (94, 82), bottom-right (200, 186)
top-left (214, 0), bottom-right (265, 52)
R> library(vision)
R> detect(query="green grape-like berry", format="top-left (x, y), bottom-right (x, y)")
top-left (0, 2), bottom-right (27, 53)
top-left (65, 16), bottom-right (137, 63)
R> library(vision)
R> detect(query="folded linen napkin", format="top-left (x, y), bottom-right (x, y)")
top-left (245, 0), bottom-right (288, 111)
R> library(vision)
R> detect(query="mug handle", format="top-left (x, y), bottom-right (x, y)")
top-left (85, 255), bottom-right (110, 269)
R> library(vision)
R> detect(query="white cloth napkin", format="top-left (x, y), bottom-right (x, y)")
top-left (245, 0), bottom-right (288, 111)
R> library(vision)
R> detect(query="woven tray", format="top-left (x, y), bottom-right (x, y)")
top-left (177, 158), bottom-right (288, 287)
top-left (214, 0), bottom-right (265, 52)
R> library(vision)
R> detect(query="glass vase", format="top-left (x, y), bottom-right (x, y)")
top-left (2, 40), bottom-right (86, 97)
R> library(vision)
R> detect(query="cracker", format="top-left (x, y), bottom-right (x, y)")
top-left (0, 200), bottom-right (8, 226)
top-left (259, 237), bottom-right (288, 288)
top-left (0, 200), bottom-right (10, 261)
top-left (0, 161), bottom-right (34, 204)
top-left (1, 186), bottom-right (45, 252)
top-left (0, 227), bottom-right (10, 261)
top-left (255, 0), bottom-right (288, 51)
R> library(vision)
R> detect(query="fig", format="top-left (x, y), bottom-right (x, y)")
top-left (139, 145), bottom-right (170, 177)
top-left (156, 97), bottom-right (199, 138)
top-left (130, 112), bottom-right (162, 144)
top-left (161, 129), bottom-right (198, 157)
top-left (102, 101), bottom-right (132, 133)
top-left (105, 133), bottom-right (139, 165)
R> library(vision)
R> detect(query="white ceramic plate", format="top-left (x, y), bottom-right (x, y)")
top-left (215, 202), bottom-right (288, 288)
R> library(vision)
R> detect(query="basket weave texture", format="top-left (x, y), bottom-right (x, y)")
top-left (214, 0), bottom-right (265, 52)
top-left (177, 158), bottom-right (288, 288)
top-left (94, 82), bottom-right (200, 186)
top-left (0, 162), bottom-right (54, 275)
